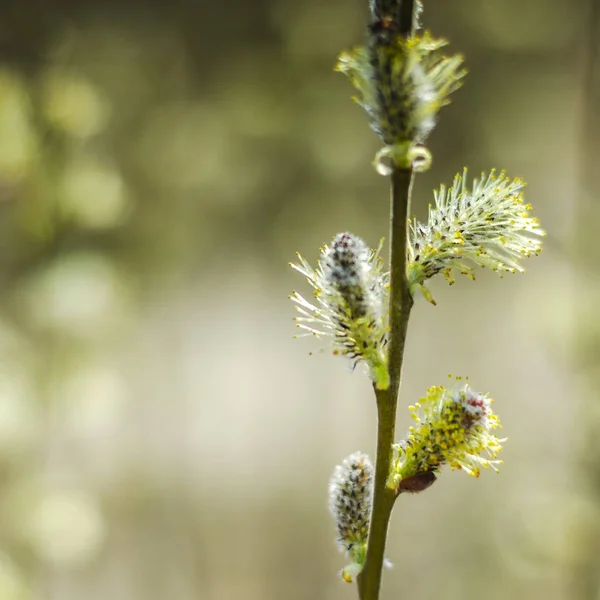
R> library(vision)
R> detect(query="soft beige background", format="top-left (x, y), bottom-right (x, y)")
top-left (0, 0), bottom-right (596, 598)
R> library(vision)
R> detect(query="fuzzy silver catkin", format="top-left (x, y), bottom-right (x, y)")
top-left (336, 31), bottom-right (465, 153)
top-left (290, 233), bottom-right (390, 389)
top-left (329, 452), bottom-right (373, 552)
top-left (321, 233), bottom-right (373, 323)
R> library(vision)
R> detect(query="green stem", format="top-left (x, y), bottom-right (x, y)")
top-left (387, 168), bottom-right (415, 407)
top-left (357, 167), bottom-right (414, 600)
top-left (356, 4), bottom-right (416, 597)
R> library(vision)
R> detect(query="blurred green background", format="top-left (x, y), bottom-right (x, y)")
top-left (0, 0), bottom-right (596, 598)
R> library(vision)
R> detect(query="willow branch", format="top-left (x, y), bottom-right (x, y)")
top-left (357, 166), bottom-right (414, 600)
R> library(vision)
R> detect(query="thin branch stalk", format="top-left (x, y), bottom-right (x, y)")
top-left (357, 167), bottom-right (414, 600)
top-left (357, 3), bottom-right (416, 598)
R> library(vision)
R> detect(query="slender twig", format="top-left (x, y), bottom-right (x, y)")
top-left (387, 168), bottom-right (415, 402)
top-left (357, 167), bottom-right (414, 600)
top-left (356, 2), bottom-right (417, 596)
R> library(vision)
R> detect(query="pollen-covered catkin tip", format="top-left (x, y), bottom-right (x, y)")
top-left (329, 452), bottom-right (373, 580)
top-left (290, 233), bottom-right (390, 389)
top-left (391, 378), bottom-right (505, 484)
